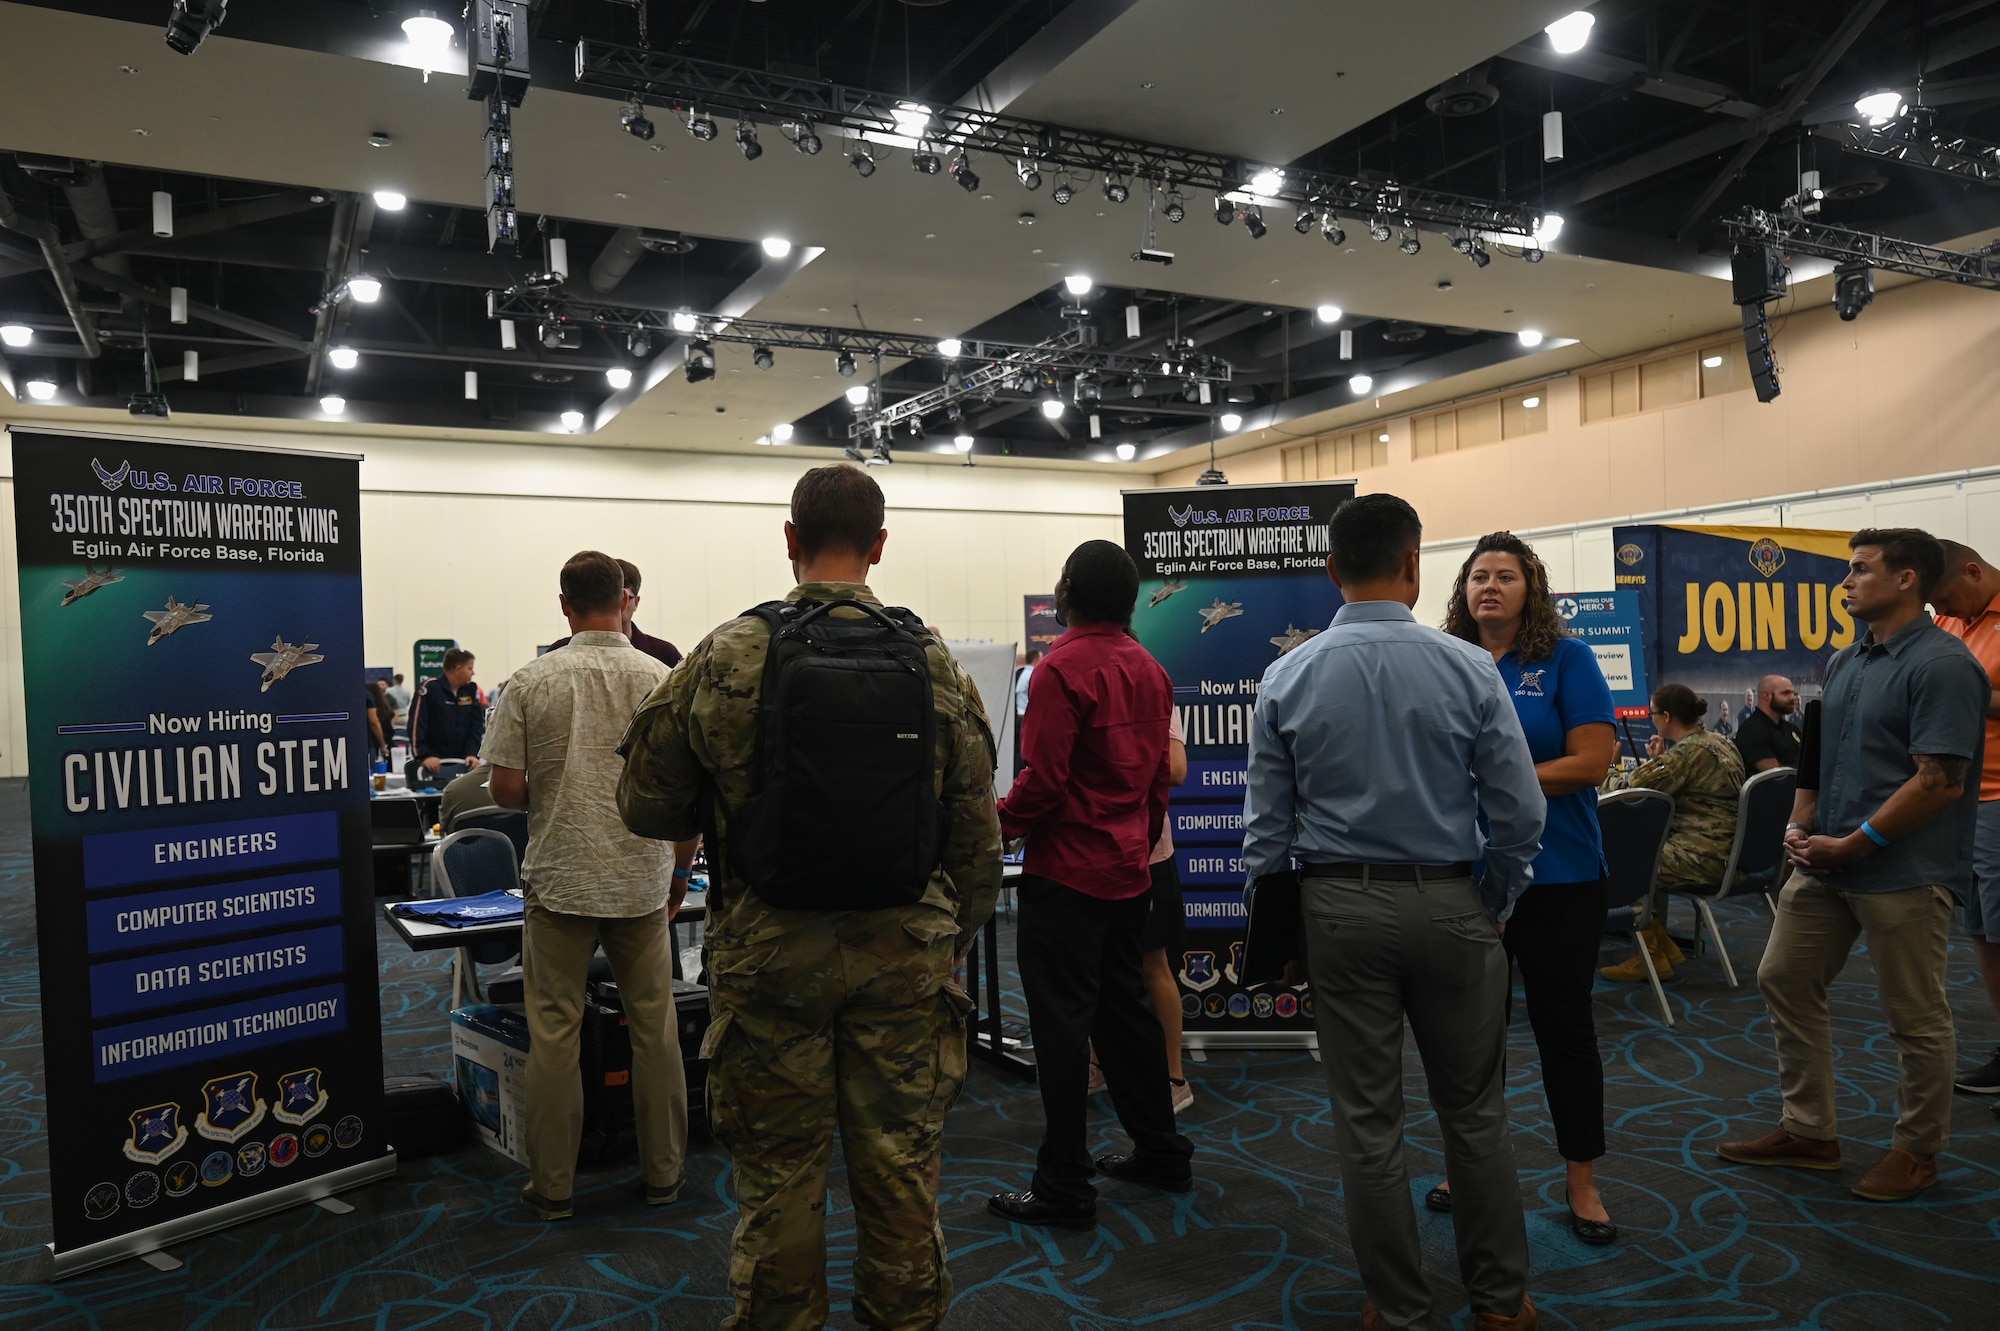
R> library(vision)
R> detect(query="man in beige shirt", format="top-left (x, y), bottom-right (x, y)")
top-left (483, 550), bottom-right (697, 1219)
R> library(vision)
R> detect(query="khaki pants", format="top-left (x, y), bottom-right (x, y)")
top-left (521, 900), bottom-right (688, 1201)
top-left (704, 907), bottom-right (970, 1331)
top-left (1758, 873), bottom-right (1956, 1154)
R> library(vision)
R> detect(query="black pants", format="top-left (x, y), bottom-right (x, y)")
top-left (1017, 874), bottom-right (1194, 1202)
top-left (1502, 878), bottom-right (1607, 1163)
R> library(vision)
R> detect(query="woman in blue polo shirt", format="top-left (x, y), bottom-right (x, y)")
top-left (1438, 531), bottom-right (1621, 1246)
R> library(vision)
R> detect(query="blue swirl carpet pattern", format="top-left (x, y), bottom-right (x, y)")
top-left (0, 777), bottom-right (1996, 1328)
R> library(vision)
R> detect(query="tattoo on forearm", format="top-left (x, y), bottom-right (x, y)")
top-left (1916, 753), bottom-right (1969, 792)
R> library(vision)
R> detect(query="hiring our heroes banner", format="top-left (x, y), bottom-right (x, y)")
top-left (9, 428), bottom-right (388, 1272)
top-left (1123, 480), bottom-right (1354, 1043)
top-left (1613, 523), bottom-right (1855, 724)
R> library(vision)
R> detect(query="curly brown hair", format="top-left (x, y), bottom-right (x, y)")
top-left (1441, 531), bottom-right (1570, 663)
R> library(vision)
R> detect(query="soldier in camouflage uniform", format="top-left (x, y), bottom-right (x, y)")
top-left (1602, 682), bottom-right (1745, 981)
top-left (617, 464), bottom-right (1003, 1331)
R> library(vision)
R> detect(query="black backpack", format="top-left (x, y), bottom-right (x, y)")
top-left (725, 598), bottom-right (946, 910)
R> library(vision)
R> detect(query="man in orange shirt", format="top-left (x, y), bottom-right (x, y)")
top-left (1933, 540), bottom-right (2000, 1098)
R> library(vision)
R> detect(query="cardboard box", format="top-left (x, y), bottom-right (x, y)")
top-left (450, 1004), bottom-right (531, 1164)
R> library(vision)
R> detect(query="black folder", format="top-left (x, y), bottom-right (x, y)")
top-left (1239, 870), bottom-right (1302, 986)
top-left (1797, 699), bottom-right (1821, 792)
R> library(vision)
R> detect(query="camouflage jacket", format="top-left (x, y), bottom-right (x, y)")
top-left (1612, 727), bottom-right (1744, 882)
top-left (616, 581), bottom-right (1003, 952)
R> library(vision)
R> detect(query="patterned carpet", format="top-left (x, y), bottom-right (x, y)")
top-left (1, 775), bottom-right (1997, 1329)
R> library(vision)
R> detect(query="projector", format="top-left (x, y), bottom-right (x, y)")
top-left (127, 393), bottom-right (171, 420)
top-left (1131, 248), bottom-right (1176, 266)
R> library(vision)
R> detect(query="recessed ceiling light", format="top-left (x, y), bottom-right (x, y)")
top-left (606, 366), bottom-right (633, 389)
top-left (401, 9), bottom-right (453, 51)
top-left (1544, 10), bottom-right (1595, 54)
top-left (1522, 396), bottom-right (1541, 409)
top-left (328, 346), bottom-right (359, 370)
top-left (560, 409), bottom-right (585, 431)
top-left (760, 237), bottom-right (792, 258)
top-left (0, 324), bottom-right (32, 347)
top-left (1349, 374), bottom-right (1374, 394)
top-left (1702, 354), bottom-right (1724, 368)
top-left (372, 190), bottom-right (407, 211)
top-left (1378, 432), bottom-right (1390, 443)
top-left (346, 276), bottom-right (382, 303)
top-left (26, 379), bottom-right (57, 401)
top-left (319, 395), bottom-right (346, 415)
top-left (1316, 304), bottom-right (1342, 323)
top-left (1518, 329), bottom-right (1544, 347)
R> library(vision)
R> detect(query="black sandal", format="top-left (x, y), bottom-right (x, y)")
top-left (1424, 1183), bottom-right (1452, 1214)
top-left (1564, 1188), bottom-right (1617, 1245)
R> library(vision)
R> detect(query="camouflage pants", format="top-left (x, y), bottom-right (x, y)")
top-left (703, 908), bottom-right (972, 1331)
top-left (1651, 839), bottom-right (1731, 924)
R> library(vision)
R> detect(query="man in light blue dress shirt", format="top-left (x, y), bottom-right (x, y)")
top-left (1243, 493), bottom-right (1547, 1331)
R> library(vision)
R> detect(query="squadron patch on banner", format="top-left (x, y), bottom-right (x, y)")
top-left (200, 1151), bottom-right (233, 1187)
top-left (1274, 993), bottom-right (1300, 1019)
top-left (1252, 992), bottom-right (1276, 1018)
top-left (1178, 951), bottom-right (1220, 992)
top-left (334, 1116), bottom-right (364, 1149)
top-left (164, 1160), bottom-right (199, 1197)
top-left (237, 1141), bottom-right (268, 1177)
top-left (302, 1123), bottom-right (333, 1157)
top-left (1179, 993), bottom-right (1201, 1018)
top-left (274, 1068), bottom-right (329, 1126)
top-left (1222, 941), bottom-right (1246, 986)
top-left (125, 1102), bottom-right (188, 1164)
top-left (125, 1171), bottom-right (160, 1210)
top-left (1227, 993), bottom-right (1252, 1018)
top-left (1202, 993), bottom-right (1227, 1019)
top-left (83, 1182), bottom-right (120, 1221)
top-left (197, 1072), bottom-right (268, 1143)
top-left (269, 1133), bottom-right (300, 1168)
top-left (1748, 536), bottom-right (1786, 578)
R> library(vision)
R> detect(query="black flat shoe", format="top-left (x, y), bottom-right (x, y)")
top-left (1424, 1184), bottom-right (1452, 1214)
top-left (1094, 1153), bottom-right (1194, 1193)
top-left (1565, 1189), bottom-right (1617, 1246)
top-left (987, 1189), bottom-right (1097, 1230)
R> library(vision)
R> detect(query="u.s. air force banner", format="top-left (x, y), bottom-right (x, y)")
top-left (9, 428), bottom-right (390, 1276)
top-left (1123, 480), bottom-right (1354, 1048)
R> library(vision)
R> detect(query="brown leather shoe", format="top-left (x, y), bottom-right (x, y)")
top-left (1851, 1146), bottom-right (1938, 1202)
top-left (1716, 1126), bottom-right (1842, 1171)
top-left (1473, 1293), bottom-right (1538, 1330)
top-left (1360, 1300), bottom-right (1382, 1331)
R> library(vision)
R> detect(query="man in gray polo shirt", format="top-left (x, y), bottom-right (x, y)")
top-left (1719, 528), bottom-right (1988, 1202)
top-left (1244, 493), bottom-right (1546, 1331)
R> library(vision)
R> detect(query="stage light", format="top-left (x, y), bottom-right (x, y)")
top-left (1214, 195), bottom-right (1235, 225)
top-left (1103, 173), bottom-right (1130, 204)
top-left (541, 323), bottom-right (581, 350)
top-left (1163, 188), bottom-right (1186, 223)
top-left (347, 276), bottom-right (382, 303)
top-left (937, 337), bottom-right (963, 357)
top-left (561, 409), bottom-right (585, 431)
top-left (1322, 218), bottom-right (1346, 246)
top-left (1064, 273), bottom-right (1093, 295)
top-left (850, 145), bottom-right (877, 176)
top-left (912, 147), bottom-right (942, 174)
top-left (1545, 10), bottom-right (1594, 54)
top-left (892, 101), bottom-right (931, 136)
top-left (773, 423), bottom-right (794, 441)
top-left (1533, 212), bottom-right (1565, 246)
top-left (627, 330), bottom-right (651, 358)
top-left (1524, 246), bottom-right (1547, 263)
top-left (836, 349), bottom-right (857, 378)
top-left (867, 441), bottom-right (892, 466)
top-left (688, 109), bottom-right (718, 141)
top-left (1452, 234), bottom-right (1474, 256)
top-left (1855, 90), bottom-right (1904, 124)
top-left (1017, 160), bottom-right (1042, 190)
top-left (843, 386), bottom-right (869, 408)
top-left (1398, 227), bottom-right (1420, 255)
top-left (1294, 209), bottom-right (1316, 235)
top-left (373, 190), bottom-right (407, 211)
top-left (1834, 263), bottom-right (1875, 320)
top-left (752, 344), bottom-right (774, 370)
top-left (1702, 354), bottom-right (1724, 368)
top-left (1369, 215), bottom-right (1392, 243)
top-left (1468, 240), bottom-right (1491, 267)
top-left (1243, 209), bottom-right (1267, 240)
top-left (402, 9), bottom-right (453, 51)
top-left (319, 394), bottom-right (346, 415)
top-left (1518, 329), bottom-right (1544, 347)
top-left (1040, 396), bottom-right (1065, 419)
top-left (1052, 174), bottom-right (1076, 204)
top-left (1219, 412), bottom-right (1243, 432)
top-left (952, 153), bottom-right (980, 192)
top-left (1115, 442), bottom-right (1136, 461)
top-left (761, 237), bottom-right (793, 258)
top-left (1249, 168), bottom-right (1283, 196)
top-left (164, 0), bottom-right (226, 55)
top-left (25, 378), bottom-right (56, 401)
top-left (685, 340), bottom-right (716, 383)
top-left (671, 310), bottom-right (698, 333)
top-left (1521, 396), bottom-right (1541, 409)
top-left (329, 346), bottom-right (359, 370)
top-left (1349, 374), bottom-right (1373, 394)
top-left (735, 120), bottom-right (762, 160)
top-left (3, 323), bottom-right (36, 347)
top-left (793, 122), bottom-right (822, 155)
top-left (606, 366), bottom-right (633, 389)
top-left (955, 433), bottom-right (975, 452)
top-left (619, 99), bottom-right (656, 141)
top-left (1316, 304), bottom-right (1342, 323)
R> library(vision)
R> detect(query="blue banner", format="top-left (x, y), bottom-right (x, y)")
top-left (1125, 480), bottom-right (1355, 1040)
top-left (11, 429), bottom-right (385, 1265)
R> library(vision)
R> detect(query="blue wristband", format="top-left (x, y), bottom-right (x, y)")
top-left (672, 868), bottom-right (692, 880)
top-left (1860, 821), bottom-right (1891, 848)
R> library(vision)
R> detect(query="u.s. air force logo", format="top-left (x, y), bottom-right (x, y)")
top-left (125, 1102), bottom-right (187, 1164)
top-left (196, 1072), bottom-right (267, 1143)
top-left (1179, 951), bottom-right (1220, 992)
top-left (1514, 668), bottom-right (1547, 697)
top-left (1168, 504), bottom-right (1196, 529)
top-left (1616, 543), bottom-right (1644, 567)
top-left (1748, 537), bottom-right (1786, 578)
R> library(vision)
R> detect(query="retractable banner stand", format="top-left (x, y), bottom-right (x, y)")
top-left (1124, 480), bottom-right (1356, 1049)
top-left (1553, 591), bottom-right (1652, 758)
top-left (1613, 523), bottom-right (1855, 726)
top-left (9, 428), bottom-right (390, 1277)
